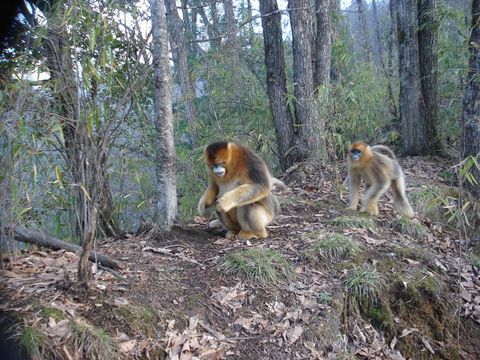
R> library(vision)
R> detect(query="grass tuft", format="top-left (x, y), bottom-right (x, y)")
top-left (345, 265), bottom-right (385, 307)
top-left (331, 215), bottom-right (373, 229)
top-left (391, 218), bottom-right (428, 240)
top-left (114, 305), bottom-right (157, 336)
top-left (20, 325), bottom-right (45, 358)
top-left (470, 253), bottom-right (480, 268)
top-left (310, 233), bottom-right (360, 261)
top-left (70, 320), bottom-right (118, 360)
top-left (221, 248), bottom-right (294, 285)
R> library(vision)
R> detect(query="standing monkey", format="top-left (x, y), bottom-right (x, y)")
top-left (347, 141), bottom-right (414, 218)
top-left (198, 141), bottom-right (284, 240)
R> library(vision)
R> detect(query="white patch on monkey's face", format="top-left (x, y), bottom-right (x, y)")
top-left (213, 164), bottom-right (226, 177)
top-left (350, 149), bottom-right (362, 161)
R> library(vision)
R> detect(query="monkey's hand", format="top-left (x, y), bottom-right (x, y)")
top-left (216, 184), bottom-right (268, 213)
top-left (216, 195), bottom-right (234, 213)
top-left (198, 190), bottom-right (217, 216)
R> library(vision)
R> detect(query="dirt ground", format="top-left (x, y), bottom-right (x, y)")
top-left (1, 157), bottom-right (480, 359)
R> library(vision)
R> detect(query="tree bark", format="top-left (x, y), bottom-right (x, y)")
top-left (43, 13), bottom-right (118, 238)
top-left (150, 0), bottom-right (178, 231)
top-left (418, 0), bottom-right (441, 153)
top-left (372, 0), bottom-right (398, 120)
top-left (165, 0), bottom-right (199, 148)
top-left (461, 0), bottom-right (480, 198)
top-left (223, 0), bottom-right (238, 50)
top-left (313, 0), bottom-right (332, 89)
top-left (388, 0), bottom-right (399, 122)
top-left (10, 225), bottom-right (124, 270)
top-left (259, 0), bottom-right (298, 170)
top-left (396, 0), bottom-right (428, 155)
top-left (288, 0), bottom-right (325, 161)
top-left (355, 0), bottom-right (373, 63)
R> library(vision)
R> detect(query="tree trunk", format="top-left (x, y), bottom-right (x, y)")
top-left (388, 0), bottom-right (399, 122)
top-left (355, 0), bottom-right (373, 63)
top-left (330, 0), bottom-right (341, 82)
top-left (418, 0), bottom-right (441, 153)
top-left (372, 0), bottom-right (398, 120)
top-left (461, 0), bottom-right (480, 198)
top-left (223, 0), bottom-right (238, 50)
top-left (43, 15), bottom-right (118, 238)
top-left (288, 0), bottom-right (325, 161)
top-left (165, 0), bottom-right (199, 148)
top-left (313, 0), bottom-right (332, 89)
top-left (259, 0), bottom-right (298, 170)
top-left (150, 0), bottom-right (178, 231)
top-left (396, 0), bottom-right (428, 155)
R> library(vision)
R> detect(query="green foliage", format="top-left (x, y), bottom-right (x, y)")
top-left (20, 326), bottom-right (45, 358)
top-left (307, 233), bottom-right (360, 261)
top-left (391, 218), bottom-right (429, 240)
top-left (70, 321), bottom-right (118, 360)
top-left (345, 265), bottom-right (385, 307)
top-left (221, 248), bottom-right (294, 285)
top-left (331, 215), bottom-right (374, 229)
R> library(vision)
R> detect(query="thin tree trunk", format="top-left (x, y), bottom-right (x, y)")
top-left (330, 0), bottom-right (341, 82)
top-left (165, 0), bottom-right (199, 148)
top-left (43, 15), bottom-right (118, 238)
top-left (388, 0), bottom-right (399, 122)
top-left (314, 0), bottom-right (332, 89)
top-left (150, 0), bottom-right (177, 230)
top-left (223, 0), bottom-right (238, 50)
top-left (288, 0), bottom-right (325, 161)
top-left (259, 0), bottom-right (298, 170)
top-left (396, 0), bottom-right (428, 155)
top-left (418, 0), bottom-right (441, 153)
top-left (355, 0), bottom-right (373, 63)
top-left (461, 0), bottom-right (480, 198)
top-left (372, 0), bottom-right (398, 120)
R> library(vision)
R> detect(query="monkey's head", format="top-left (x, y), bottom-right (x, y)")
top-left (349, 141), bottom-right (369, 162)
top-left (204, 141), bottom-right (233, 179)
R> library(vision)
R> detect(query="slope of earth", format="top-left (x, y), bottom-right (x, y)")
top-left (1, 157), bottom-right (479, 359)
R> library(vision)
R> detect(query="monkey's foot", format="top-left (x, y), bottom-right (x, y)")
top-left (238, 230), bottom-right (259, 240)
top-left (207, 219), bottom-right (224, 229)
top-left (360, 205), bottom-right (379, 216)
top-left (225, 231), bottom-right (238, 239)
top-left (347, 205), bottom-right (358, 210)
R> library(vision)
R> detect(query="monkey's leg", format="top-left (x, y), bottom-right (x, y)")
top-left (391, 177), bottom-right (414, 218)
top-left (236, 203), bottom-right (274, 240)
top-left (360, 181), bottom-right (390, 216)
top-left (215, 209), bottom-right (240, 238)
top-left (348, 175), bottom-right (361, 210)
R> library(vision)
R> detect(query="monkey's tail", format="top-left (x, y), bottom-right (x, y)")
top-left (392, 177), bottom-right (414, 218)
top-left (272, 177), bottom-right (288, 190)
top-left (371, 145), bottom-right (397, 160)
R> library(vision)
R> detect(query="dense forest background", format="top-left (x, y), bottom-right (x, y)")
top-left (1, 0), bottom-right (478, 245)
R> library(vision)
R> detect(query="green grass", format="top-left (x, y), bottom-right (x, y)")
top-left (20, 326), bottom-right (45, 358)
top-left (345, 265), bottom-right (385, 307)
top-left (309, 233), bottom-right (360, 261)
top-left (221, 248), bottom-right (294, 285)
top-left (331, 215), bottom-right (374, 229)
top-left (114, 305), bottom-right (157, 336)
top-left (470, 253), bottom-right (480, 268)
top-left (391, 218), bottom-right (428, 240)
top-left (70, 321), bottom-right (118, 360)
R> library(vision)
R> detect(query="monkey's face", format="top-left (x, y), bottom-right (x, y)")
top-left (205, 141), bottom-right (231, 179)
top-left (349, 141), bottom-right (368, 162)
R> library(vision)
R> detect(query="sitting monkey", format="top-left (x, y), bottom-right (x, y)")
top-left (347, 141), bottom-right (414, 218)
top-left (198, 141), bottom-right (284, 240)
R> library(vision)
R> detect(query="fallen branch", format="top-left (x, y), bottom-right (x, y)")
top-left (9, 225), bottom-right (124, 270)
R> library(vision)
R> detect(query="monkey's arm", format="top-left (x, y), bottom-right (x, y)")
top-left (348, 172), bottom-right (362, 209)
top-left (198, 182), bottom-right (219, 216)
top-left (216, 184), bottom-right (269, 213)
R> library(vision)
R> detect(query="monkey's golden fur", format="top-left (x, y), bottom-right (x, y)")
top-left (347, 141), bottom-right (414, 218)
top-left (198, 141), bottom-right (282, 240)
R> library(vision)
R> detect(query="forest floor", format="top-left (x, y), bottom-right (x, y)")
top-left (1, 157), bottom-right (480, 359)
